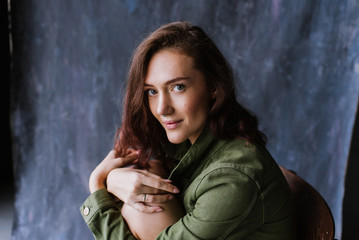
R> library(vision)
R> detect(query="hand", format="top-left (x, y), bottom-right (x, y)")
top-left (107, 168), bottom-right (180, 213)
top-left (89, 150), bottom-right (138, 193)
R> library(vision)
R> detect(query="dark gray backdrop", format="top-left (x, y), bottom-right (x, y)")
top-left (10, 1), bottom-right (359, 239)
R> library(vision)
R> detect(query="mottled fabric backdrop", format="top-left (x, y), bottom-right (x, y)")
top-left (11, 1), bottom-right (359, 239)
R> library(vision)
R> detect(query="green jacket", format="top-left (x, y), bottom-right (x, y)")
top-left (80, 129), bottom-right (295, 239)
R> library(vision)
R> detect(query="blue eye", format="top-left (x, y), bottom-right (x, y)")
top-left (173, 84), bottom-right (185, 92)
top-left (147, 89), bottom-right (157, 96)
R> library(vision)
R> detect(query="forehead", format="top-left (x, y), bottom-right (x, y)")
top-left (145, 50), bottom-right (196, 84)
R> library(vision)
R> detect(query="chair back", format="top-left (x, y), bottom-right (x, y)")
top-left (280, 166), bottom-right (335, 240)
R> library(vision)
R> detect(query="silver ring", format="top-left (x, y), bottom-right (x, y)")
top-left (143, 193), bottom-right (147, 202)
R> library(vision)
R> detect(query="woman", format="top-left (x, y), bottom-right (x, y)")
top-left (80, 21), bottom-right (295, 239)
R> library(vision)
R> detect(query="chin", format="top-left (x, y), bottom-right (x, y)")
top-left (166, 134), bottom-right (187, 144)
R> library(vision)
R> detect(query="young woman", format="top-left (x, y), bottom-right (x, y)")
top-left (80, 21), bottom-right (296, 240)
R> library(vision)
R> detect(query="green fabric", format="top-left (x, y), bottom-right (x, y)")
top-left (80, 129), bottom-right (295, 239)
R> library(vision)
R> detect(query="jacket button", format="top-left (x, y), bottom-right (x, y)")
top-left (83, 207), bottom-right (90, 216)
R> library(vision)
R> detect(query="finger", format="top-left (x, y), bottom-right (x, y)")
top-left (125, 148), bottom-right (141, 156)
top-left (125, 148), bottom-right (136, 154)
top-left (114, 151), bottom-right (139, 166)
top-left (141, 193), bottom-right (174, 204)
top-left (136, 185), bottom-right (169, 195)
top-left (135, 170), bottom-right (180, 194)
top-left (132, 202), bottom-right (163, 213)
top-left (125, 150), bottom-right (140, 159)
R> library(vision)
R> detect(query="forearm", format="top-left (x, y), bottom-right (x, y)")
top-left (88, 150), bottom-right (139, 193)
top-left (89, 170), bottom-right (107, 193)
top-left (122, 198), bottom-right (184, 240)
top-left (80, 189), bottom-right (137, 240)
top-left (120, 160), bottom-right (185, 240)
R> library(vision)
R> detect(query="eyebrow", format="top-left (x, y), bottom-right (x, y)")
top-left (144, 77), bottom-right (190, 87)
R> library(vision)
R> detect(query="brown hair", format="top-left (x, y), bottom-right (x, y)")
top-left (115, 21), bottom-right (267, 169)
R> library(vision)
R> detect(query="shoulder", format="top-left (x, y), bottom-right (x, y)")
top-left (189, 163), bottom-right (260, 223)
top-left (215, 138), bottom-right (272, 162)
top-left (199, 137), bottom-right (284, 191)
top-left (209, 138), bottom-right (276, 172)
top-left (194, 138), bottom-right (266, 198)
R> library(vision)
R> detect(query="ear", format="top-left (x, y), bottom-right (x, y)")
top-left (210, 88), bottom-right (217, 99)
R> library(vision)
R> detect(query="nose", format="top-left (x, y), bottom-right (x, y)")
top-left (157, 92), bottom-right (173, 116)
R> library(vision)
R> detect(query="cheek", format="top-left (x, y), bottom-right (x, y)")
top-left (184, 96), bottom-right (209, 118)
top-left (148, 101), bottom-right (158, 118)
top-left (182, 99), bottom-right (195, 115)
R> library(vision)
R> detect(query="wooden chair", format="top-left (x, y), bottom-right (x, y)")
top-left (280, 166), bottom-right (335, 240)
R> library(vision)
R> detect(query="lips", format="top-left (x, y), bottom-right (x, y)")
top-left (163, 120), bottom-right (183, 130)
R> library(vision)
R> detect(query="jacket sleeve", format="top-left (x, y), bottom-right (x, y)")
top-left (156, 164), bottom-right (260, 239)
top-left (80, 166), bottom-right (259, 240)
top-left (80, 188), bottom-right (136, 240)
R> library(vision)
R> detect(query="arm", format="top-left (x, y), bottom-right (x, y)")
top-left (80, 152), bottom-right (181, 240)
top-left (154, 166), bottom-right (260, 239)
top-left (80, 181), bottom-right (182, 240)
top-left (88, 150), bottom-right (138, 193)
top-left (80, 189), bottom-right (136, 240)
top-left (81, 164), bottom-right (260, 239)
top-left (121, 161), bottom-right (185, 240)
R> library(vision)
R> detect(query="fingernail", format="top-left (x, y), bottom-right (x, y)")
top-left (173, 188), bottom-right (180, 193)
top-left (169, 195), bottom-right (174, 200)
top-left (156, 208), bottom-right (163, 212)
top-left (163, 179), bottom-right (172, 183)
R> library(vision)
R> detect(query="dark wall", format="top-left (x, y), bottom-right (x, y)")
top-left (10, 1), bottom-right (359, 239)
top-left (2, 0), bottom-right (13, 186)
top-left (342, 109), bottom-right (359, 240)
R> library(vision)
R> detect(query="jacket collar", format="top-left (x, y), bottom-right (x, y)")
top-left (167, 127), bottom-right (217, 180)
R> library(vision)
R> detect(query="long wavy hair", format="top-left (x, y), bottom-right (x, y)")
top-left (114, 21), bottom-right (267, 169)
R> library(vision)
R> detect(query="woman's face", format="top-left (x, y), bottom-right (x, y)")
top-left (144, 49), bottom-right (214, 144)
